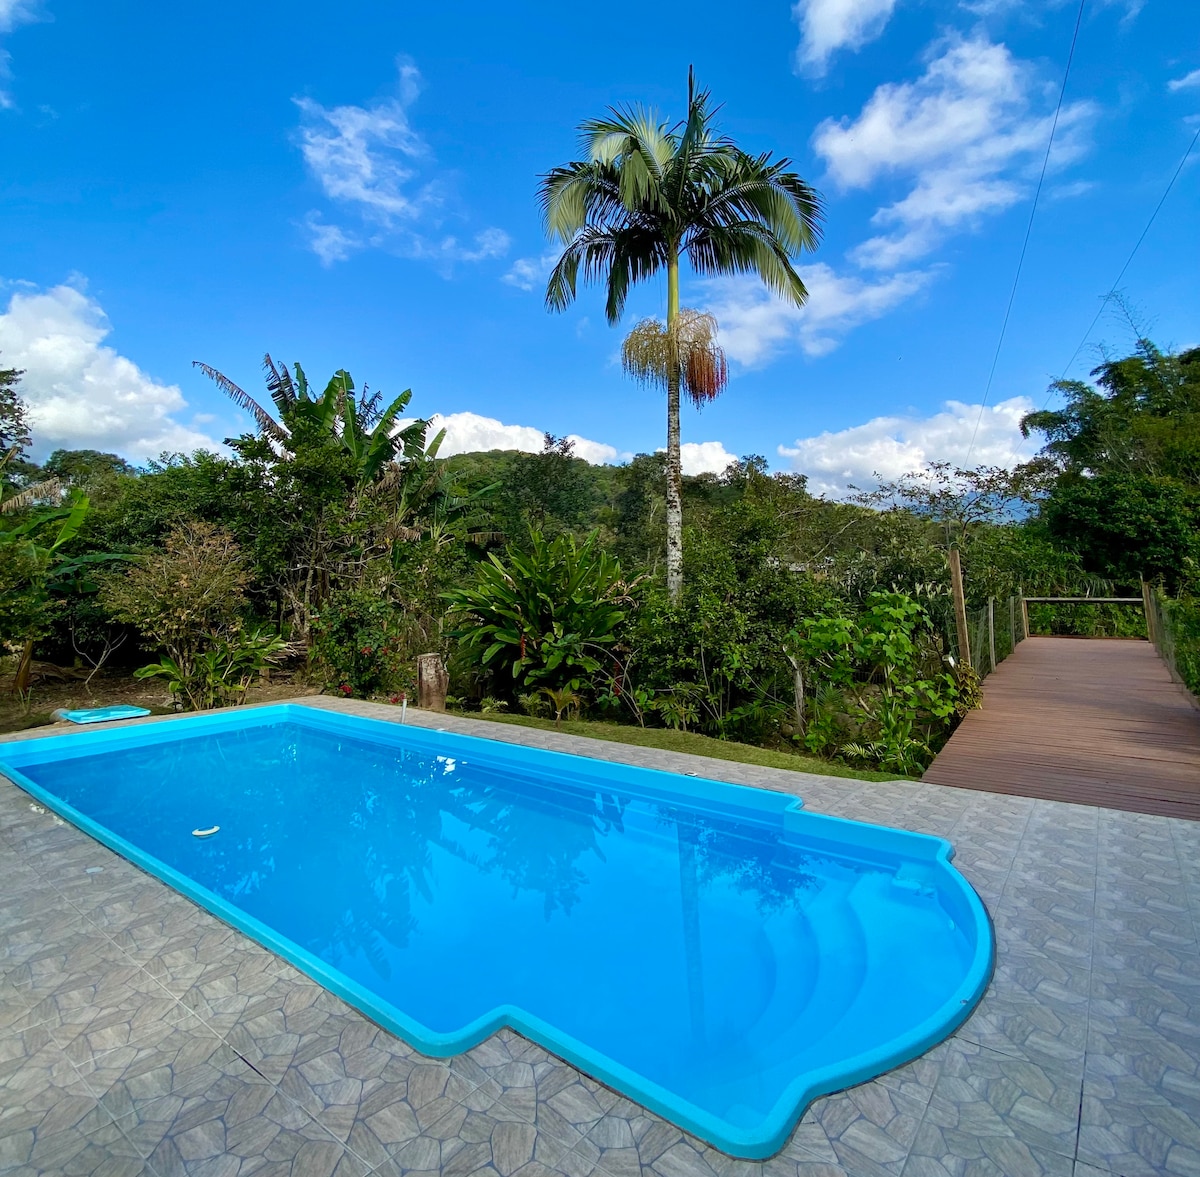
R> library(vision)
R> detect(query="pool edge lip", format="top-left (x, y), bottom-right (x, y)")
top-left (0, 701), bottom-right (995, 1161)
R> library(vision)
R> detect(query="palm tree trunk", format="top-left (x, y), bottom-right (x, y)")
top-left (665, 250), bottom-right (683, 604)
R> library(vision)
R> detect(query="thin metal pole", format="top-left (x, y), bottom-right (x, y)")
top-left (949, 549), bottom-right (971, 667)
top-left (988, 598), bottom-right (996, 671)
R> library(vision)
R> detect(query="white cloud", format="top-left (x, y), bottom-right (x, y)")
top-left (0, 282), bottom-right (221, 461)
top-left (697, 264), bottom-right (934, 366)
top-left (430, 411), bottom-right (618, 465)
top-left (294, 57), bottom-right (509, 270)
top-left (793, 0), bottom-right (899, 76)
top-left (778, 395), bottom-right (1034, 497)
top-left (814, 36), bottom-right (1096, 268)
top-left (677, 441), bottom-right (738, 476)
top-left (302, 214), bottom-right (360, 265)
top-left (1169, 69), bottom-right (1200, 93)
top-left (963, 0), bottom-right (1141, 21)
top-left (0, 0), bottom-right (40, 108)
top-left (502, 252), bottom-right (559, 292)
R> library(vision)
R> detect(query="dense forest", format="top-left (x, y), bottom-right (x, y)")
top-left (1, 338), bottom-right (1197, 775)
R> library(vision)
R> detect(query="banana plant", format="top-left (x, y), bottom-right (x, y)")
top-left (193, 354), bottom-right (434, 487)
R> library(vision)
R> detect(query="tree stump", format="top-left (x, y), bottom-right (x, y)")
top-left (417, 653), bottom-right (449, 712)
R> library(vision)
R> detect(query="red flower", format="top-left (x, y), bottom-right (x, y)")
top-left (360, 645), bottom-right (373, 655)
top-left (389, 694), bottom-right (400, 704)
top-left (339, 683), bottom-right (353, 696)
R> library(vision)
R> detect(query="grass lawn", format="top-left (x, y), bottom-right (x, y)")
top-left (454, 711), bottom-right (911, 782)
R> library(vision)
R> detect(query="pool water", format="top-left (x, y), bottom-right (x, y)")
top-left (0, 705), bottom-right (992, 1158)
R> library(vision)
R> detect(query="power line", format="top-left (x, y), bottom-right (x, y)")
top-left (963, 0), bottom-right (1087, 465)
top-left (1010, 120), bottom-right (1200, 462)
top-left (1042, 122), bottom-right (1200, 404)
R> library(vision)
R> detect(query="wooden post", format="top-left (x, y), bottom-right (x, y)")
top-left (416, 653), bottom-right (449, 711)
top-left (1009, 595), bottom-right (1017, 650)
top-left (988, 597), bottom-right (996, 672)
top-left (1141, 579), bottom-right (1156, 645)
top-left (949, 548), bottom-right (971, 667)
top-left (1021, 597), bottom-right (1030, 640)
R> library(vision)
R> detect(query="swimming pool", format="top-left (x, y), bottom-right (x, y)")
top-left (0, 703), bottom-right (992, 1158)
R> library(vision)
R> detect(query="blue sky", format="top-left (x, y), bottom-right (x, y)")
top-left (1, 0), bottom-right (1197, 493)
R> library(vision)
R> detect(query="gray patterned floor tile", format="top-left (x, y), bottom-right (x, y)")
top-left (7, 701), bottom-right (1200, 1177)
top-left (1077, 1077), bottom-right (1200, 1177)
top-left (899, 1117), bottom-right (1075, 1176)
top-left (924, 1037), bottom-right (1083, 1160)
top-left (796, 1085), bottom-right (932, 1177)
top-left (0, 1107), bottom-right (152, 1177)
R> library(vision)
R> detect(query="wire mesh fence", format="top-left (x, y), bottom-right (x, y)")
top-left (1145, 586), bottom-right (1200, 698)
top-left (947, 596), bottom-right (1024, 682)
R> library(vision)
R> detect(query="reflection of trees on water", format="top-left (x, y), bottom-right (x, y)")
top-left (181, 731), bottom-right (632, 968)
top-left (99, 725), bottom-right (822, 989)
top-left (658, 804), bottom-right (820, 1048)
top-left (452, 779), bottom-right (627, 920)
top-left (656, 804), bottom-right (818, 913)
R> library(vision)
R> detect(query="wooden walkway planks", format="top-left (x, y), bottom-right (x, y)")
top-left (923, 637), bottom-right (1200, 820)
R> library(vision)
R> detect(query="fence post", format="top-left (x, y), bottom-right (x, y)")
top-left (1141, 578), bottom-right (1156, 645)
top-left (1021, 597), bottom-right (1030, 640)
top-left (949, 548), bottom-right (971, 667)
top-left (1009, 595), bottom-right (1017, 650)
top-left (988, 597), bottom-right (996, 672)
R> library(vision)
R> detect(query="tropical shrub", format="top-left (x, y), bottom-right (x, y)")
top-left (135, 626), bottom-right (288, 710)
top-left (788, 592), bottom-right (961, 774)
top-left (310, 587), bottom-right (412, 699)
top-left (624, 510), bottom-right (839, 740)
top-left (99, 521), bottom-right (287, 710)
top-left (443, 528), bottom-right (635, 697)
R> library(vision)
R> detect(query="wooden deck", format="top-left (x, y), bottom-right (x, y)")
top-left (923, 636), bottom-right (1200, 820)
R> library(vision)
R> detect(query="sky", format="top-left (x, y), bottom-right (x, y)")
top-left (1, 0), bottom-right (1197, 495)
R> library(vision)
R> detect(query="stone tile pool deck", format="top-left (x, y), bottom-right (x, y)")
top-left (1, 697), bottom-right (1198, 1177)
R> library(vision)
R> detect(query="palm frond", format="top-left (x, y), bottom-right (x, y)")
top-left (0, 477), bottom-right (65, 514)
top-left (687, 221), bottom-right (810, 307)
top-left (192, 361), bottom-right (287, 441)
top-left (262, 353), bottom-right (297, 415)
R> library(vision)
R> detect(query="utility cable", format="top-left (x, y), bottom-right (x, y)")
top-left (1043, 122), bottom-right (1200, 404)
top-left (964, 0), bottom-right (1087, 465)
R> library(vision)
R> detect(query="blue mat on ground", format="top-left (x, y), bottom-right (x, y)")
top-left (52, 706), bottom-right (152, 725)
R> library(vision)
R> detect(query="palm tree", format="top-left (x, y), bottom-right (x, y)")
top-left (539, 70), bottom-right (823, 601)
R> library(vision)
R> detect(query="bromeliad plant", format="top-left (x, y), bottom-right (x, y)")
top-left (443, 528), bottom-right (637, 698)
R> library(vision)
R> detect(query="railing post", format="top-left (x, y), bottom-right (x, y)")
top-left (1021, 596), bottom-right (1030, 640)
top-left (949, 548), bottom-right (971, 667)
top-left (988, 597), bottom-right (996, 672)
top-left (1009, 595), bottom-right (1017, 650)
top-left (1141, 578), bottom-right (1156, 645)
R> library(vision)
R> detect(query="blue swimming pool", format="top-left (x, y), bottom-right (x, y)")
top-left (0, 704), bottom-right (992, 1158)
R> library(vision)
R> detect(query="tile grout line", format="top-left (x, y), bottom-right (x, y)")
top-left (1166, 818), bottom-right (1200, 951)
top-left (897, 792), bottom-right (1035, 1176)
top-left (1070, 805), bottom-right (1102, 1172)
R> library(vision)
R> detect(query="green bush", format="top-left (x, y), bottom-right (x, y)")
top-left (788, 591), bottom-right (962, 774)
top-left (623, 515), bottom-right (839, 741)
top-left (311, 587), bottom-right (411, 699)
top-left (1162, 593), bottom-right (1200, 697)
top-left (443, 528), bottom-right (635, 698)
top-left (99, 521), bottom-right (287, 710)
top-left (135, 626), bottom-right (288, 710)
